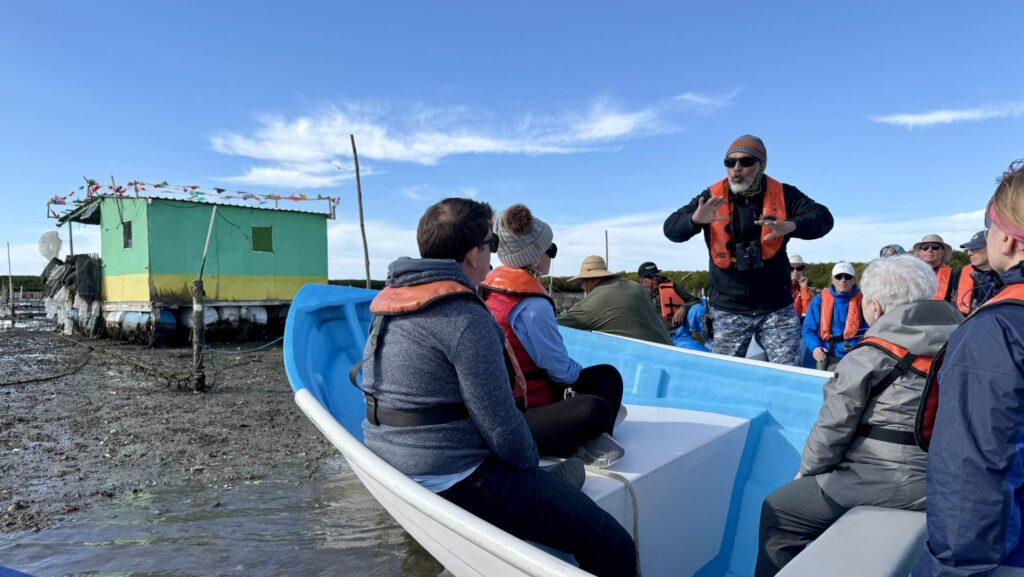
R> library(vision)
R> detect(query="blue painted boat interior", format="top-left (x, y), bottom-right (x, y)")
top-left (284, 284), bottom-right (829, 577)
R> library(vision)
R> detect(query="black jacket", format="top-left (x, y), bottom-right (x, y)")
top-left (663, 176), bottom-right (833, 315)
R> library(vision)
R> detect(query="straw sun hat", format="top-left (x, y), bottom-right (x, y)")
top-left (569, 255), bottom-right (618, 283)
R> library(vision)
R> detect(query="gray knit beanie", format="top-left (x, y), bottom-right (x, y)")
top-left (726, 134), bottom-right (767, 165)
top-left (493, 204), bottom-right (554, 269)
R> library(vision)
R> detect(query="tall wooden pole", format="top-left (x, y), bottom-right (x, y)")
top-left (604, 230), bottom-right (609, 268)
top-left (350, 134), bottom-right (371, 289)
top-left (191, 206), bottom-right (217, 393)
top-left (6, 242), bottom-right (13, 328)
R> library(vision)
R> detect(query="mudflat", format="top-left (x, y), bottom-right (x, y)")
top-left (0, 329), bottom-right (336, 533)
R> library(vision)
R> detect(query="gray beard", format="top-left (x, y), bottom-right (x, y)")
top-left (729, 179), bottom-right (752, 193)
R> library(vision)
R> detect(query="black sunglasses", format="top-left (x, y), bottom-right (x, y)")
top-left (918, 243), bottom-right (943, 252)
top-left (481, 235), bottom-right (499, 254)
top-left (723, 156), bottom-right (759, 169)
top-left (833, 273), bottom-right (854, 281)
top-left (791, 265), bottom-right (806, 272)
top-left (545, 243), bottom-right (557, 259)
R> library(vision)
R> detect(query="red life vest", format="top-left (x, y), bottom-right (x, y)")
top-left (955, 264), bottom-right (976, 314)
top-left (931, 264), bottom-right (953, 301)
top-left (658, 281), bottom-right (685, 319)
top-left (708, 176), bottom-right (788, 270)
top-left (916, 282), bottom-right (1024, 451)
top-left (479, 267), bottom-right (557, 408)
top-left (819, 289), bottom-right (864, 343)
top-left (359, 279), bottom-right (529, 422)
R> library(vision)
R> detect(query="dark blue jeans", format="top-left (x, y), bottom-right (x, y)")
top-left (440, 457), bottom-right (636, 577)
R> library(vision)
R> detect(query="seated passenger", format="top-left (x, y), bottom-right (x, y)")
top-left (479, 204), bottom-right (625, 466)
top-left (359, 198), bottom-right (636, 576)
top-left (638, 260), bottom-right (699, 333)
top-left (790, 254), bottom-right (813, 317)
top-left (801, 262), bottom-right (869, 371)
top-left (914, 162), bottom-right (1024, 576)
top-left (755, 255), bottom-right (962, 577)
top-left (879, 244), bottom-right (906, 257)
top-left (558, 255), bottom-right (674, 346)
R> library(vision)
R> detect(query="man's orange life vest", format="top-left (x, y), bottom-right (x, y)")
top-left (955, 264), bottom-right (976, 314)
top-left (658, 281), bottom-right (685, 319)
top-left (819, 289), bottom-right (864, 342)
top-left (931, 264), bottom-right (953, 301)
top-left (708, 176), bottom-right (788, 270)
top-left (793, 283), bottom-right (812, 316)
top-left (353, 279), bottom-right (529, 425)
top-left (479, 267), bottom-right (556, 408)
top-left (917, 282), bottom-right (1024, 451)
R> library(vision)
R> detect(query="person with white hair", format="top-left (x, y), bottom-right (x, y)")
top-left (755, 255), bottom-right (962, 577)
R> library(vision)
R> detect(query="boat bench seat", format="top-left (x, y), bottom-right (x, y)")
top-left (777, 506), bottom-right (926, 577)
top-left (580, 404), bottom-right (751, 577)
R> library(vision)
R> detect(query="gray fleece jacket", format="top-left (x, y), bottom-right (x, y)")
top-left (800, 299), bottom-right (962, 509)
top-left (361, 257), bottom-right (539, 476)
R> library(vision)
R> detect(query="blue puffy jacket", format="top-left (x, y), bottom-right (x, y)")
top-left (914, 262), bottom-right (1024, 576)
top-left (672, 299), bottom-right (711, 352)
top-left (801, 285), bottom-right (869, 359)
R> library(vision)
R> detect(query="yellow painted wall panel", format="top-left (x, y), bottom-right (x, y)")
top-left (102, 273), bottom-right (152, 302)
top-left (149, 274), bottom-right (325, 302)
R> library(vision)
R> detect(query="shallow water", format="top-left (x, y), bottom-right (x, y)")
top-left (0, 457), bottom-right (442, 577)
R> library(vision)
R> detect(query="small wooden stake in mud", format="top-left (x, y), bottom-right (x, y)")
top-left (190, 279), bottom-right (207, 392)
top-left (191, 206), bottom-right (218, 393)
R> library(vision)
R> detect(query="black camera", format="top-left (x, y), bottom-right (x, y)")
top-left (733, 240), bottom-right (764, 271)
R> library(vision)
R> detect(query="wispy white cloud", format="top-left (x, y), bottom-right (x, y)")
top-left (211, 91), bottom-right (738, 189)
top-left (872, 102), bottom-right (1024, 128)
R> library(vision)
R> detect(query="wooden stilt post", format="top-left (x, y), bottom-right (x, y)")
top-left (191, 206), bottom-right (217, 393)
top-left (6, 242), bottom-right (13, 328)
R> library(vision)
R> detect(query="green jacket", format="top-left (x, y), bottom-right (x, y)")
top-left (558, 276), bottom-right (673, 346)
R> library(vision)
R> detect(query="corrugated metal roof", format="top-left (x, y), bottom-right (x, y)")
top-left (57, 194), bottom-right (334, 225)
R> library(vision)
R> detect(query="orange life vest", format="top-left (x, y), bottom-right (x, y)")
top-left (793, 284), bottom-right (812, 316)
top-left (363, 279), bottom-right (529, 413)
top-left (708, 176), bottom-right (788, 270)
top-left (819, 289), bottom-right (864, 342)
top-left (931, 264), bottom-right (953, 301)
top-left (658, 281), bottom-right (686, 319)
top-left (955, 264), bottom-right (976, 314)
top-left (479, 267), bottom-right (555, 408)
top-left (917, 282), bottom-right (1024, 451)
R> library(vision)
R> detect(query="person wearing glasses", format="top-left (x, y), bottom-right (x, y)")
top-left (664, 134), bottom-right (834, 365)
top-left (954, 230), bottom-right (1002, 314)
top-left (480, 204), bottom-right (627, 467)
top-left (637, 261), bottom-right (700, 332)
top-left (914, 161), bottom-right (1024, 577)
top-left (758, 255), bottom-right (962, 577)
top-left (912, 234), bottom-right (960, 304)
top-left (789, 255), bottom-right (813, 317)
top-left (800, 262), bottom-right (870, 371)
top-left (359, 198), bottom-right (636, 577)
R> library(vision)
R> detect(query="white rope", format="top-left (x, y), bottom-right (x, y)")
top-left (585, 465), bottom-right (643, 577)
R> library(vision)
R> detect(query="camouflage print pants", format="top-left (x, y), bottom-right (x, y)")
top-left (711, 306), bottom-right (802, 366)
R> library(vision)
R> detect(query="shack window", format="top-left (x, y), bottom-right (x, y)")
top-left (252, 226), bottom-right (273, 252)
top-left (123, 221), bottom-right (133, 249)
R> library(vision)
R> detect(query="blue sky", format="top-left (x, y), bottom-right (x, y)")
top-left (3, 2), bottom-right (1023, 278)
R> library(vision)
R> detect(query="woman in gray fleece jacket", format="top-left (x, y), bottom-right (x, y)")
top-left (755, 255), bottom-right (963, 576)
top-left (359, 198), bottom-right (635, 577)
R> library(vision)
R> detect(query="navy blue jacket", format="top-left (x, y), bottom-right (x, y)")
top-left (801, 285), bottom-right (869, 359)
top-left (914, 262), bottom-right (1024, 576)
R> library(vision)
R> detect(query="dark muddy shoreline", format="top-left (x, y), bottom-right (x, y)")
top-left (0, 329), bottom-right (335, 533)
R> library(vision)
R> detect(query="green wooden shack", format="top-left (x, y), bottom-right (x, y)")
top-left (56, 194), bottom-right (330, 339)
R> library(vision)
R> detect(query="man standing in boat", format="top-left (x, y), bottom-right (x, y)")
top-left (664, 134), bottom-right (834, 365)
top-left (358, 198), bottom-right (636, 577)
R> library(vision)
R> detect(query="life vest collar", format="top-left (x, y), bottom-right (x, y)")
top-left (955, 264), bottom-right (976, 314)
top-left (480, 266), bottom-right (551, 299)
top-left (370, 280), bottom-right (478, 315)
top-left (931, 264), bottom-right (953, 301)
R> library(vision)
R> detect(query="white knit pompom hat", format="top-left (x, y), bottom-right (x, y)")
top-left (493, 204), bottom-right (553, 269)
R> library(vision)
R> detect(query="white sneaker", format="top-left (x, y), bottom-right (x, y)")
top-left (577, 433), bottom-right (625, 469)
top-left (614, 405), bottom-right (628, 427)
